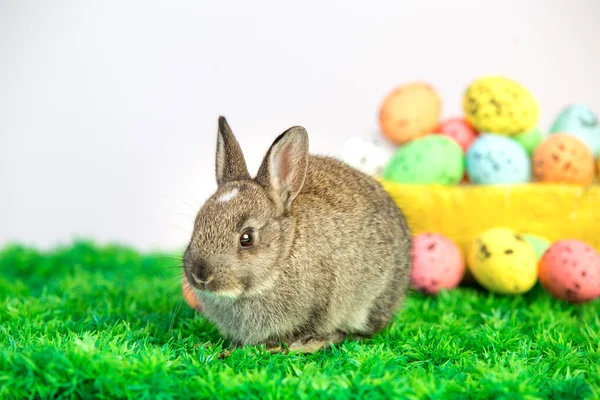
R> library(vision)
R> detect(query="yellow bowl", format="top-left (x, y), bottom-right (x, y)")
top-left (379, 180), bottom-right (600, 254)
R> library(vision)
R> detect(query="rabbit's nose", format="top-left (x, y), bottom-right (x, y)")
top-left (191, 272), bottom-right (213, 288)
top-left (190, 260), bottom-right (212, 285)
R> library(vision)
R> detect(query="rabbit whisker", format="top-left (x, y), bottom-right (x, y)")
top-left (157, 264), bottom-right (185, 271)
top-left (169, 299), bottom-right (184, 331)
top-left (162, 196), bottom-right (198, 212)
top-left (168, 213), bottom-right (195, 220)
top-left (172, 176), bottom-right (201, 207)
top-left (150, 255), bottom-right (184, 262)
top-left (149, 218), bottom-right (191, 234)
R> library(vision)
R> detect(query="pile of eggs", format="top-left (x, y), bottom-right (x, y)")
top-left (339, 76), bottom-right (600, 186)
top-left (410, 230), bottom-right (600, 303)
top-left (336, 76), bottom-right (600, 303)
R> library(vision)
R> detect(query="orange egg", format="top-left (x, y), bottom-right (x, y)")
top-left (379, 82), bottom-right (442, 145)
top-left (182, 275), bottom-right (201, 311)
top-left (532, 133), bottom-right (595, 185)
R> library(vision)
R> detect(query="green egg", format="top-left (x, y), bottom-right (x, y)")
top-left (383, 135), bottom-right (465, 184)
top-left (514, 126), bottom-right (544, 155)
top-left (522, 233), bottom-right (551, 260)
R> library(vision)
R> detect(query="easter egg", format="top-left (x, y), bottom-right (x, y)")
top-left (522, 233), bottom-right (551, 260)
top-left (182, 275), bottom-right (201, 311)
top-left (436, 117), bottom-right (478, 152)
top-left (379, 82), bottom-right (442, 144)
top-left (338, 136), bottom-right (394, 176)
top-left (466, 133), bottom-right (532, 184)
top-left (532, 133), bottom-right (595, 185)
top-left (383, 135), bottom-right (465, 184)
top-left (549, 104), bottom-right (600, 158)
top-left (410, 233), bottom-right (465, 294)
top-left (514, 126), bottom-right (544, 155)
top-left (538, 240), bottom-right (600, 303)
top-left (463, 76), bottom-right (539, 135)
top-left (466, 241), bottom-right (476, 271)
top-left (469, 228), bottom-right (538, 294)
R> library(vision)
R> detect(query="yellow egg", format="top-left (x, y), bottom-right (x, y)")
top-left (466, 242), bottom-right (476, 271)
top-left (470, 227), bottom-right (538, 294)
top-left (463, 76), bottom-right (539, 136)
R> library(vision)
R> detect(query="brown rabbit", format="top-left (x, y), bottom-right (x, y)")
top-left (182, 116), bottom-right (412, 353)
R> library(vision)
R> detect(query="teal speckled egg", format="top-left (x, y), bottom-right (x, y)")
top-left (383, 135), bottom-right (465, 184)
top-left (549, 104), bottom-right (600, 158)
top-left (466, 133), bottom-right (532, 184)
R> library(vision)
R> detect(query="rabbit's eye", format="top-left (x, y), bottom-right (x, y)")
top-left (239, 229), bottom-right (255, 248)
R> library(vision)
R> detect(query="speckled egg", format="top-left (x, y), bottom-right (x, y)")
top-left (469, 228), bottom-right (538, 294)
top-left (182, 275), bottom-right (201, 311)
top-left (411, 233), bottom-right (465, 294)
top-left (379, 82), bottom-right (442, 145)
top-left (538, 240), bottom-right (600, 303)
top-left (532, 133), bottom-right (595, 185)
top-left (466, 241), bottom-right (477, 271)
top-left (514, 126), bottom-right (544, 155)
top-left (463, 76), bottom-right (539, 135)
top-left (522, 233), bottom-right (551, 260)
top-left (550, 104), bottom-right (600, 158)
top-left (466, 133), bottom-right (532, 184)
top-left (383, 134), bottom-right (465, 184)
top-left (436, 117), bottom-right (478, 152)
top-left (338, 136), bottom-right (394, 176)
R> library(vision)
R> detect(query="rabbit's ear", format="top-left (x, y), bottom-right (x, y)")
top-left (255, 126), bottom-right (309, 212)
top-left (215, 116), bottom-right (251, 186)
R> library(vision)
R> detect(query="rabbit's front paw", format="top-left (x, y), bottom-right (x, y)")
top-left (287, 332), bottom-right (348, 354)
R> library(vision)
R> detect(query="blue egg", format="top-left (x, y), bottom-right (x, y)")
top-left (550, 103), bottom-right (600, 158)
top-left (466, 133), bottom-right (532, 184)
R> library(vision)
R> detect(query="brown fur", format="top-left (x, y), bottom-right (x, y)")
top-left (182, 116), bottom-right (412, 350)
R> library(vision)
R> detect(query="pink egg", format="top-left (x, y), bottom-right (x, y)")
top-left (411, 233), bottom-right (465, 294)
top-left (539, 240), bottom-right (600, 303)
top-left (437, 117), bottom-right (478, 152)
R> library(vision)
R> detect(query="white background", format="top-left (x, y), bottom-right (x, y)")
top-left (1, 0), bottom-right (599, 252)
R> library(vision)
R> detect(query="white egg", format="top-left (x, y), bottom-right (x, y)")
top-left (338, 136), bottom-right (394, 176)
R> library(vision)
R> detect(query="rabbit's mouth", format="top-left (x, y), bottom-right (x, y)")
top-left (201, 288), bottom-right (244, 300)
top-left (187, 272), bottom-right (244, 300)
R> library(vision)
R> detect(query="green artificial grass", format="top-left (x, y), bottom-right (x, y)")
top-left (1, 241), bottom-right (599, 400)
